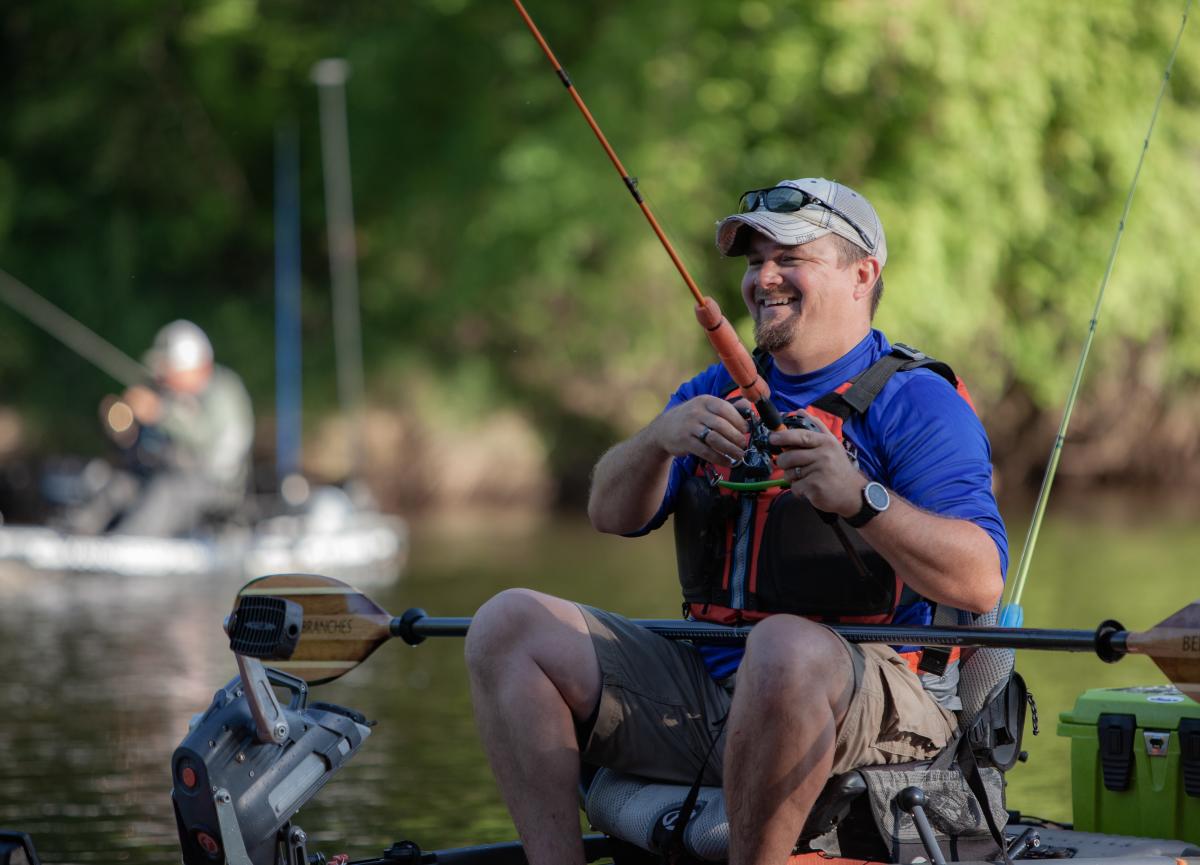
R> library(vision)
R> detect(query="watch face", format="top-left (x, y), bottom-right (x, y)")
top-left (864, 482), bottom-right (890, 510)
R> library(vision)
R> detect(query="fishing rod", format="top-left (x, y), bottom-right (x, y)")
top-left (509, 0), bottom-right (784, 432)
top-left (231, 572), bottom-right (1200, 703)
top-left (1001, 0), bottom-right (1192, 629)
top-left (0, 267), bottom-right (151, 388)
top-left (512, 0), bottom-right (896, 586)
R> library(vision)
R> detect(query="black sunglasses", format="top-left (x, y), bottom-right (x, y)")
top-left (737, 186), bottom-right (875, 252)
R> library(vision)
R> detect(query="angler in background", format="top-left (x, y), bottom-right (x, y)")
top-left (466, 178), bottom-right (1007, 865)
top-left (70, 320), bottom-right (254, 538)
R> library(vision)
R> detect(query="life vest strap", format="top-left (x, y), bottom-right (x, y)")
top-left (890, 342), bottom-right (960, 388)
top-left (839, 352), bottom-right (910, 414)
top-left (818, 343), bottom-right (961, 419)
top-left (719, 342), bottom-right (961, 422)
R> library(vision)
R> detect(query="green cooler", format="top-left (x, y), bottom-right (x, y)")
top-left (1058, 685), bottom-right (1200, 842)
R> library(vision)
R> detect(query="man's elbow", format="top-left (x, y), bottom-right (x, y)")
top-left (965, 576), bottom-right (1004, 615)
top-left (587, 494), bottom-right (650, 536)
top-left (933, 555), bottom-right (1003, 614)
top-left (957, 528), bottom-right (1005, 614)
top-left (959, 562), bottom-right (1004, 615)
top-left (588, 500), bottom-right (616, 534)
top-left (587, 493), bottom-right (625, 535)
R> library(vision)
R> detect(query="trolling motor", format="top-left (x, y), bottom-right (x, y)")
top-left (172, 595), bottom-right (372, 865)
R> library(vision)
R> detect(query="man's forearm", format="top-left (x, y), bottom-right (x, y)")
top-left (587, 423), bottom-right (674, 535)
top-left (857, 496), bottom-right (1003, 614)
top-left (589, 395), bottom-right (751, 535)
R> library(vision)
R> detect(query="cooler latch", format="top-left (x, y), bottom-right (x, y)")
top-left (1179, 717), bottom-right (1200, 798)
top-left (1143, 730), bottom-right (1170, 757)
top-left (1097, 713), bottom-right (1136, 792)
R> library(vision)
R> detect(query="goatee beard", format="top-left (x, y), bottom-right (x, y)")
top-left (755, 316), bottom-right (794, 354)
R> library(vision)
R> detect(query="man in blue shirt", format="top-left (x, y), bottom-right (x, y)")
top-left (466, 178), bottom-right (1007, 865)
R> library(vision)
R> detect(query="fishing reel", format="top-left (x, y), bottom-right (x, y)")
top-left (733, 407), bottom-right (825, 483)
top-left (172, 595), bottom-right (372, 865)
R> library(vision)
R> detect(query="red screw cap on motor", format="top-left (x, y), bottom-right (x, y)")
top-left (195, 830), bottom-right (220, 855)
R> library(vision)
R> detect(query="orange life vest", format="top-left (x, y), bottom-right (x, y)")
top-left (673, 344), bottom-right (975, 676)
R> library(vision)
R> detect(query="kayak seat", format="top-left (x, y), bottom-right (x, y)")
top-left (584, 760), bottom-right (874, 862)
top-left (584, 605), bottom-right (1021, 863)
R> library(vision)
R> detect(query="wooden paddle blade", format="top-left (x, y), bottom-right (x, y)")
top-left (1125, 600), bottom-right (1200, 703)
top-left (236, 573), bottom-right (393, 685)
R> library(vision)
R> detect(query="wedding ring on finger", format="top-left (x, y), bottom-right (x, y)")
top-left (792, 466), bottom-right (803, 481)
top-left (698, 425), bottom-right (712, 444)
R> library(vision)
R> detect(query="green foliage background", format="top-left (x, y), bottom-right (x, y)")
top-left (1, 0), bottom-right (1197, 499)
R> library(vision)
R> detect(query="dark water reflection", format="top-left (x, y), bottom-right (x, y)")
top-left (0, 504), bottom-right (1197, 862)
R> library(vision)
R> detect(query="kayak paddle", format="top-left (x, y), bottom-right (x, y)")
top-left (231, 573), bottom-right (1200, 701)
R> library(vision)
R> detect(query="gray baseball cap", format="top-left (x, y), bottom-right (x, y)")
top-left (715, 177), bottom-right (887, 267)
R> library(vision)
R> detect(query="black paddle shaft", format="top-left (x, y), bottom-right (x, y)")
top-left (392, 608), bottom-right (1129, 661)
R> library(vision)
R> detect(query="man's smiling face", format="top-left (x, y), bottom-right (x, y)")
top-left (740, 231), bottom-right (862, 355)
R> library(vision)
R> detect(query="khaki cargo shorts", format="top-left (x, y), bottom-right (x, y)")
top-left (576, 606), bottom-right (957, 786)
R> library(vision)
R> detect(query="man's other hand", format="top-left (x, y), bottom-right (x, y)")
top-left (771, 411), bottom-right (863, 517)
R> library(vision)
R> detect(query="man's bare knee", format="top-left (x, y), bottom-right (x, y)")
top-left (466, 589), bottom-right (548, 667)
top-left (465, 589), bottom-right (599, 715)
top-left (742, 615), bottom-right (845, 672)
top-left (740, 616), bottom-right (853, 708)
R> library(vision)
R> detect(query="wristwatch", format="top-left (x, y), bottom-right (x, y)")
top-left (846, 481), bottom-right (890, 528)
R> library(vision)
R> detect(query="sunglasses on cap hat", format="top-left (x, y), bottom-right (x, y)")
top-left (737, 186), bottom-right (876, 253)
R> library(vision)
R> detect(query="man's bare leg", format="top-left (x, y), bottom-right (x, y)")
top-left (724, 615), bottom-right (856, 865)
top-left (465, 589), bottom-right (602, 865)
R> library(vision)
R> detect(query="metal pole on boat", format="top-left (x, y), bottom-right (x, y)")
top-left (312, 58), bottom-right (368, 492)
top-left (1001, 1), bottom-right (1191, 628)
top-left (274, 121), bottom-right (305, 499)
top-left (0, 268), bottom-right (150, 388)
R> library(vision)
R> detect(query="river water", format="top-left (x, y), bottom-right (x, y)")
top-left (0, 503), bottom-right (1197, 863)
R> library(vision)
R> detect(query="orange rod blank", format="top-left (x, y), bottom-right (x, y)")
top-left (510, 0), bottom-right (777, 418)
top-left (695, 297), bottom-right (771, 405)
top-left (510, 0), bottom-right (703, 307)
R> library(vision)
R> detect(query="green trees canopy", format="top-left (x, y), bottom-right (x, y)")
top-left (1, 0), bottom-right (1197, 496)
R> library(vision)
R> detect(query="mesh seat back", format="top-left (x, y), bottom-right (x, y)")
top-left (950, 604), bottom-right (1015, 730)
